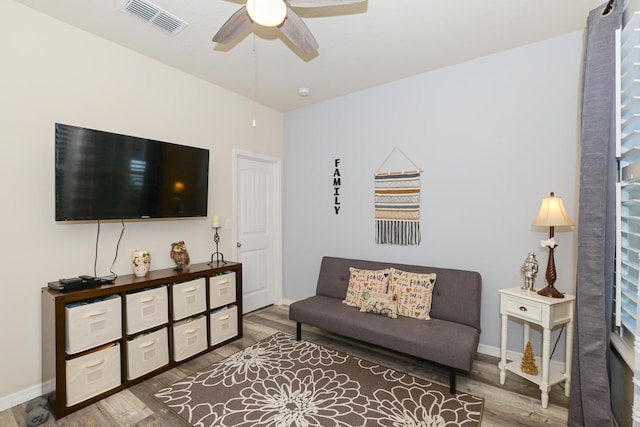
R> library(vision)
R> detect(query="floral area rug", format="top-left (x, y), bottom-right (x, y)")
top-left (154, 332), bottom-right (484, 426)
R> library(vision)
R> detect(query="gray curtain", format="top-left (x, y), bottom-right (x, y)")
top-left (569, 1), bottom-right (621, 426)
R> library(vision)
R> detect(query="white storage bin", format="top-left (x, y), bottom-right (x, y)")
top-left (173, 315), bottom-right (207, 362)
top-left (66, 343), bottom-right (121, 406)
top-left (210, 305), bottom-right (238, 346)
top-left (209, 272), bottom-right (236, 309)
top-left (172, 278), bottom-right (206, 321)
top-left (126, 286), bottom-right (168, 334)
top-left (65, 295), bottom-right (122, 354)
top-left (126, 328), bottom-right (168, 380)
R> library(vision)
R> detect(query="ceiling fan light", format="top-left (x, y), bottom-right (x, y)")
top-left (246, 0), bottom-right (287, 27)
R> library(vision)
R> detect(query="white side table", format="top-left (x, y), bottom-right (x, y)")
top-left (498, 287), bottom-right (575, 408)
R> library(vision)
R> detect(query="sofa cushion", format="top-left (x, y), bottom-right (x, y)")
top-left (360, 291), bottom-right (398, 318)
top-left (388, 268), bottom-right (437, 320)
top-left (342, 267), bottom-right (390, 307)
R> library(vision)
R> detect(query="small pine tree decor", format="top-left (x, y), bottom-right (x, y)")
top-left (521, 341), bottom-right (538, 376)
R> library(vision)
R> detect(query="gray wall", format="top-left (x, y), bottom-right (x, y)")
top-left (283, 30), bottom-right (583, 356)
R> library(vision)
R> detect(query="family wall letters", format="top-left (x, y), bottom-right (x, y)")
top-left (333, 159), bottom-right (341, 214)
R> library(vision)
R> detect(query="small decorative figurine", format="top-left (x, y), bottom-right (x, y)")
top-left (521, 341), bottom-right (539, 376)
top-left (520, 252), bottom-right (538, 291)
top-left (170, 241), bottom-right (190, 272)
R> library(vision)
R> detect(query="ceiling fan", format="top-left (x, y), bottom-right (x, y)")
top-left (212, 0), bottom-right (366, 55)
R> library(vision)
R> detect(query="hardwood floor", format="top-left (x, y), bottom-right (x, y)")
top-left (2, 305), bottom-right (569, 426)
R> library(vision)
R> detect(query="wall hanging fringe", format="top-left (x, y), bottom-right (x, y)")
top-left (375, 147), bottom-right (422, 245)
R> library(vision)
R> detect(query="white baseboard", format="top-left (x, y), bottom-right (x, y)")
top-left (0, 383), bottom-right (43, 412)
top-left (478, 343), bottom-right (566, 372)
top-left (477, 343), bottom-right (500, 358)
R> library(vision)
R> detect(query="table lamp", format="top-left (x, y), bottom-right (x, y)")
top-left (532, 192), bottom-right (575, 298)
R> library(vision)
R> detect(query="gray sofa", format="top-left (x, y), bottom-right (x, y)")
top-left (289, 256), bottom-right (482, 394)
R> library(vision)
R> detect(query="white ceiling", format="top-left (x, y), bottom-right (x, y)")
top-left (16, 0), bottom-right (604, 112)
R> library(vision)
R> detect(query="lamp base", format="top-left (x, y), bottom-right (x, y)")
top-left (537, 285), bottom-right (565, 298)
top-left (538, 230), bottom-right (564, 298)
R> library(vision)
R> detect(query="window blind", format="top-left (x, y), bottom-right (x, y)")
top-left (616, 10), bottom-right (640, 368)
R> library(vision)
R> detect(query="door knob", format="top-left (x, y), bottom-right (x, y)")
top-left (237, 242), bottom-right (242, 248)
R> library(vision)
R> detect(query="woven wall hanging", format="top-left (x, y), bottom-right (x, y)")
top-left (375, 147), bottom-right (423, 245)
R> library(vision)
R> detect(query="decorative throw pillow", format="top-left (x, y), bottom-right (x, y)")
top-left (387, 268), bottom-right (437, 320)
top-left (360, 290), bottom-right (398, 318)
top-left (342, 268), bottom-right (390, 307)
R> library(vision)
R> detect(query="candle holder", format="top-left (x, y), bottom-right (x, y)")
top-left (208, 227), bottom-right (227, 265)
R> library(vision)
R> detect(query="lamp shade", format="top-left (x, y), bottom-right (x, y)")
top-left (247, 0), bottom-right (287, 27)
top-left (532, 192), bottom-right (575, 227)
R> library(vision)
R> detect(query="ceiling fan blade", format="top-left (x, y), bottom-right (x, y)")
top-left (212, 6), bottom-right (252, 44)
top-left (287, 0), bottom-right (365, 7)
top-left (279, 7), bottom-right (319, 54)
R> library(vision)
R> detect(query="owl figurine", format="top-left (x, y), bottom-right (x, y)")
top-left (170, 241), bottom-right (190, 271)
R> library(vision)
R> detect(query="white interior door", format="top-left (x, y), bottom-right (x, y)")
top-left (234, 151), bottom-right (282, 313)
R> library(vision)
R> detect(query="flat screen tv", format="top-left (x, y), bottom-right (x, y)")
top-left (55, 123), bottom-right (209, 221)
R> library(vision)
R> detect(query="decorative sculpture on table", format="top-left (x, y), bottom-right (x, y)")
top-left (520, 252), bottom-right (539, 291)
top-left (170, 241), bottom-right (190, 271)
top-left (521, 341), bottom-right (539, 376)
top-left (132, 250), bottom-right (151, 277)
top-left (208, 215), bottom-right (226, 265)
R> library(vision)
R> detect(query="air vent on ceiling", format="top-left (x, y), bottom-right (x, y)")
top-left (120, 0), bottom-right (188, 36)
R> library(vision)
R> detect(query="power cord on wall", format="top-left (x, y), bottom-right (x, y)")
top-left (550, 324), bottom-right (567, 393)
top-left (108, 219), bottom-right (125, 279)
top-left (548, 324), bottom-right (566, 394)
top-left (93, 219), bottom-right (125, 281)
top-left (94, 219), bottom-right (100, 277)
top-left (550, 324), bottom-right (565, 359)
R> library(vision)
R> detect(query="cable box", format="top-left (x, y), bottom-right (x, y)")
top-left (49, 276), bottom-right (104, 291)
